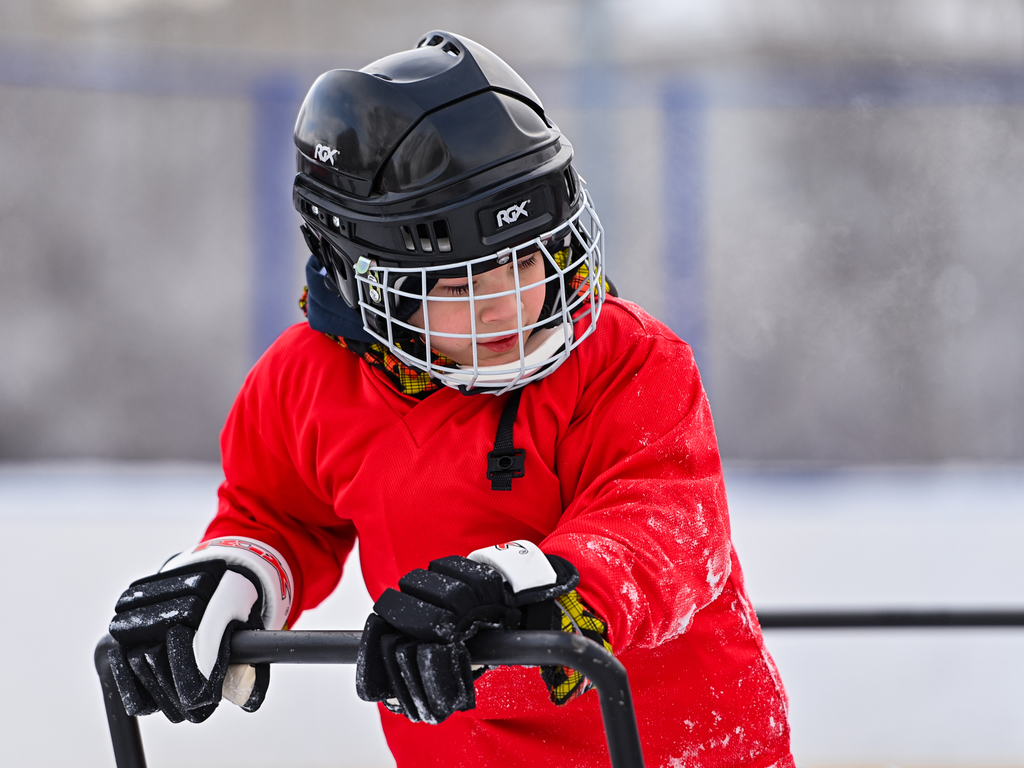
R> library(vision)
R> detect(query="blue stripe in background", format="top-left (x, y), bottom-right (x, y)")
top-left (0, 41), bottom-right (263, 97)
top-left (657, 63), bottom-right (1024, 377)
top-left (662, 80), bottom-right (707, 370)
top-left (0, 44), bottom-right (310, 364)
top-left (249, 72), bottom-right (305, 361)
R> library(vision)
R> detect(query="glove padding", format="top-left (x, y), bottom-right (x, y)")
top-left (356, 547), bottom-right (579, 724)
top-left (107, 559), bottom-right (267, 723)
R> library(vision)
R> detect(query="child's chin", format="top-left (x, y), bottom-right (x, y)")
top-left (479, 353), bottom-right (518, 367)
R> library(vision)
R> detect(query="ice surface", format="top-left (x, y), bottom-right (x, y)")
top-left (2, 461), bottom-right (1023, 767)
top-left (0, 462), bottom-right (391, 768)
top-left (725, 464), bottom-right (1024, 766)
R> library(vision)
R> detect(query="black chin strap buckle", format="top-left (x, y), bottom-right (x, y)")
top-left (487, 449), bottom-right (525, 490)
top-left (487, 388), bottom-right (525, 491)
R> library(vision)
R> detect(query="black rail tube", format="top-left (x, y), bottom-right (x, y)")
top-left (94, 636), bottom-right (148, 768)
top-left (228, 630), bottom-right (645, 768)
top-left (757, 609), bottom-right (1024, 629)
top-left (99, 610), bottom-right (1024, 768)
top-left (466, 631), bottom-right (644, 768)
top-left (230, 629), bottom-right (363, 664)
top-left (96, 630), bottom-right (645, 768)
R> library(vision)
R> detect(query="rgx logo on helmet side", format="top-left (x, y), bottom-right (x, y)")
top-left (496, 199), bottom-right (530, 228)
top-left (315, 143), bottom-right (339, 165)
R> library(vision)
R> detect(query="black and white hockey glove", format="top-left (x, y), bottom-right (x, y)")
top-left (107, 538), bottom-right (293, 723)
top-left (355, 540), bottom-right (579, 724)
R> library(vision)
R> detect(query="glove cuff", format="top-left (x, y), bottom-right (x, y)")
top-left (467, 541), bottom-right (579, 605)
top-left (162, 537), bottom-right (293, 631)
top-left (467, 540), bottom-right (557, 592)
top-left (542, 589), bottom-right (614, 706)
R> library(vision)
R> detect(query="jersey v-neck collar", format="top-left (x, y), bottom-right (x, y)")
top-left (361, 361), bottom-right (491, 448)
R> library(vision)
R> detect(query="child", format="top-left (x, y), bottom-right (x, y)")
top-left (107, 30), bottom-right (794, 768)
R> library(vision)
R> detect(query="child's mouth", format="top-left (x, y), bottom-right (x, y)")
top-left (479, 333), bottom-right (520, 353)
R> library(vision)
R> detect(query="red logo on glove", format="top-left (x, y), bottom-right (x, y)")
top-left (194, 538), bottom-right (293, 602)
top-left (494, 542), bottom-right (529, 554)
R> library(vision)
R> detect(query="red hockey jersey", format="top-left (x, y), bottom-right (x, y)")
top-left (205, 297), bottom-right (794, 767)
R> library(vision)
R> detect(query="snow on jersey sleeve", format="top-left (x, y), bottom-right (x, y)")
top-left (541, 326), bottom-right (732, 654)
top-left (203, 352), bottom-right (358, 628)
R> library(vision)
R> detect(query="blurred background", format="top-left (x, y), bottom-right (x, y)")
top-left (1, 1), bottom-right (1023, 766)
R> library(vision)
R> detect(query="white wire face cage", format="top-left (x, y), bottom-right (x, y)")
top-left (353, 190), bottom-right (605, 394)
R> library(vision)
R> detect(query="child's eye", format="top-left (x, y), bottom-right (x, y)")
top-left (516, 254), bottom-right (539, 270)
top-left (442, 283), bottom-right (470, 296)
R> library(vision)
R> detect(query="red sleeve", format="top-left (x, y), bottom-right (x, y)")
top-left (203, 331), bottom-right (357, 628)
top-left (541, 306), bottom-right (732, 653)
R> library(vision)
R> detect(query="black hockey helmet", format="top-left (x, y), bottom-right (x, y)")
top-left (293, 31), bottom-right (605, 392)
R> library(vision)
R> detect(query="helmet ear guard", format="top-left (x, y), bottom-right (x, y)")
top-left (301, 225), bottom-right (358, 308)
top-left (298, 212), bottom-right (429, 340)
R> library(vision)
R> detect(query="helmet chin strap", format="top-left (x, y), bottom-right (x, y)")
top-left (445, 322), bottom-right (574, 390)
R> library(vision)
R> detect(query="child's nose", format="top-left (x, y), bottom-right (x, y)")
top-left (478, 282), bottom-right (520, 325)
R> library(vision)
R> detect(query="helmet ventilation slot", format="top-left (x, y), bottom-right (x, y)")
top-left (442, 42), bottom-right (461, 57)
top-left (300, 198), bottom-right (347, 234)
top-left (416, 223), bottom-right (433, 252)
top-left (400, 221), bottom-right (451, 253)
top-left (433, 220), bottom-right (452, 252)
top-left (563, 168), bottom-right (577, 201)
top-left (400, 226), bottom-right (416, 251)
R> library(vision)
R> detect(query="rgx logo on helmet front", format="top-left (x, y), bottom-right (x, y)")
top-left (496, 199), bottom-right (530, 228)
top-left (315, 143), bottom-right (339, 165)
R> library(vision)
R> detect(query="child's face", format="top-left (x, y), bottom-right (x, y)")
top-left (408, 249), bottom-right (547, 367)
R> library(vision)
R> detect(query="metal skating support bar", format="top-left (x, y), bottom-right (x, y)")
top-left (95, 629), bottom-right (646, 768)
